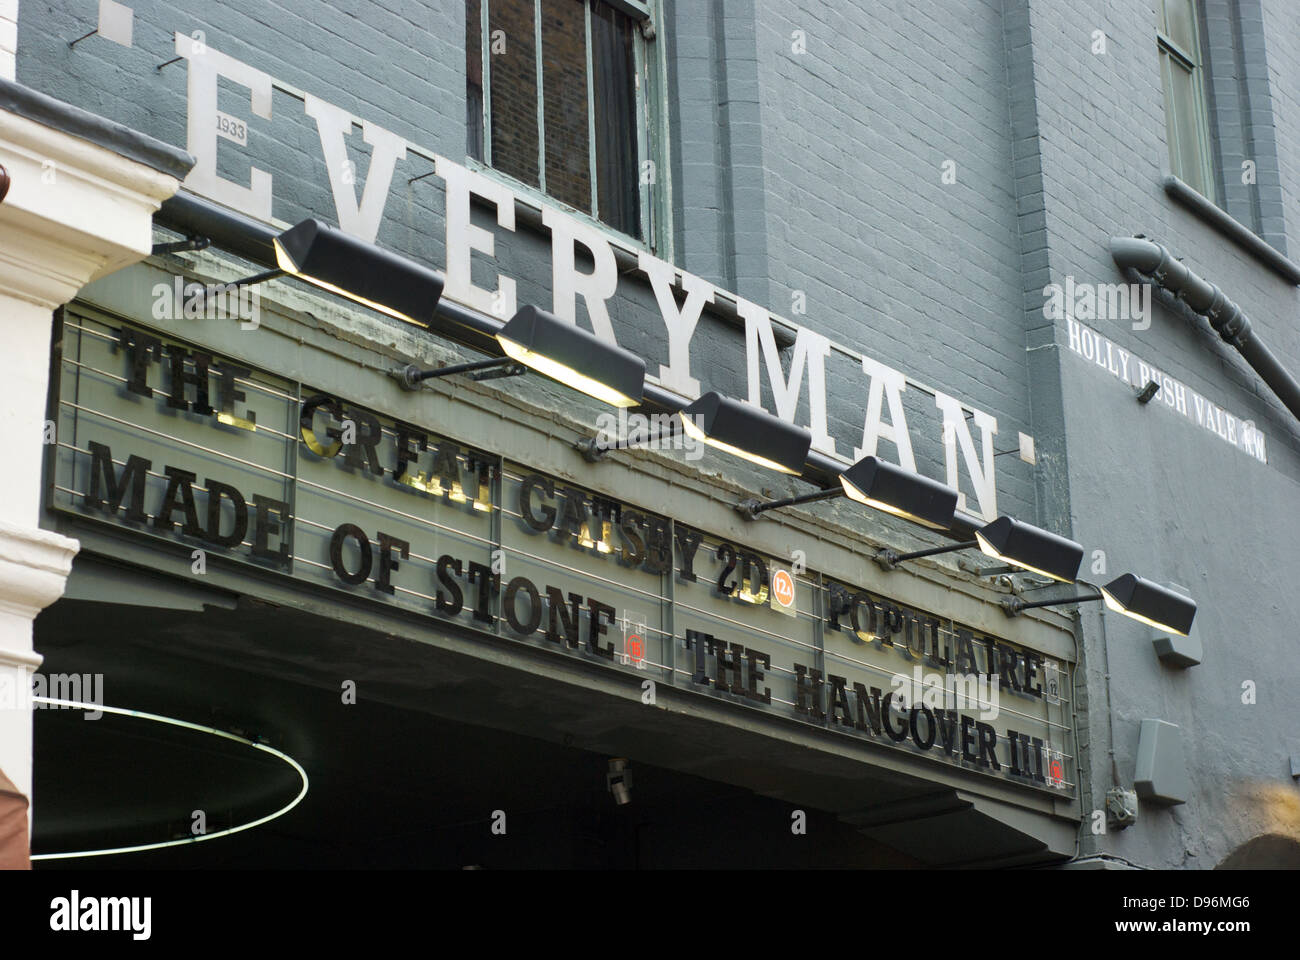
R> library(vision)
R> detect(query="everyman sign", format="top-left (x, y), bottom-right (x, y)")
top-left (134, 31), bottom-right (1010, 520)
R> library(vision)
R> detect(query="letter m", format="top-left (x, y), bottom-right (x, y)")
top-left (85, 441), bottom-right (151, 522)
top-left (741, 299), bottom-right (836, 456)
top-left (101, 897), bottom-right (129, 931)
top-left (1102, 283), bottom-right (1130, 320)
top-left (48, 673), bottom-right (82, 703)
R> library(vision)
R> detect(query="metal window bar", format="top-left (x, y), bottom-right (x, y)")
top-left (585, 0), bottom-right (598, 220)
top-left (633, 18), bottom-right (649, 244)
top-left (533, 0), bottom-right (546, 194)
top-left (481, 0), bottom-right (492, 164)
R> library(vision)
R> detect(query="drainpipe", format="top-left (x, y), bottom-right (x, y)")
top-left (1110, 236), bottom-right (1300, 426)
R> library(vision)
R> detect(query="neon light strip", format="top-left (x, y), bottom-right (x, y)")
top-left (29, 698), bottom-right (309, 861)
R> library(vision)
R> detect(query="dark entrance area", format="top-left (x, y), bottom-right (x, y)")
top-left (30, 553), bottom-right (1067, 868)
top-left (33, 581), bottom-right (920, 868)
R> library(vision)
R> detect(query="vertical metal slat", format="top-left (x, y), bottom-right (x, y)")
top-left (534, 0), bottom-right (546, 193)
top-left (585, 0), bottom-right (598, 219)
top-left (481, 0), bottom-right (493, 164)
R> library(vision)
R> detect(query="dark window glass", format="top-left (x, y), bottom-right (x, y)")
top-left (488, 0), bottom-right (540, 188)
top-left (466, 0), bottom-right (484, 162)
top-left (541, 0), bottom-right (591, 213)
top-left (466, 0), bottom-right (644, 240)
top-left (591, 2), bottom-right (639, 238)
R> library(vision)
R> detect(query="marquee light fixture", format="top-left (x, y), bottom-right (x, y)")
top-left (838, 456), bottom-right (960, 529)
top-left (1003, 574), bottom-right (1197, 636)
top-left (274, 218), bottom-right (446, 327)
top-left (875, 516), bottom-right (1084, 583)
top-left (683, 392), bottom-right (812, 476)
top-left (735, 454), bottom-right (958, 527)
top-left (496, 306), bottom-right (646, 408)
top-left (1100, 574), bottom-right (1197, 635)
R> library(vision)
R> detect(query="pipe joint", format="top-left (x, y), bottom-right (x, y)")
top-left (1152, 244), bottom-right (1172, 283)
top-left (1218, 308), bottom-right (1250, 349)
top-left (1111, 234), bottom-right (1300, 426)
top-left (1205, 285), bottom-right (1225, 322)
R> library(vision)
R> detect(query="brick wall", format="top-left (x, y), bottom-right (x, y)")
top-left (1024, 0), bottom-right (1300, 869)
top-left (746, 0), bottom-right (1039, 520)
top-left (1259, 0), bottom-right (1300, 245)
top-left (1201, 0), bottom-right (1289, 253)
top-left (487, 0), bottom-right (540, 189)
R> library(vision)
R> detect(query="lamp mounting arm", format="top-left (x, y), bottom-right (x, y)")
top-left (574, 421), bottom-right (681, 464)
top-left (394, 357), bottom-right (525, 390)
top-left (876, 539), bottom-right (978, 571)
top-left (152, 236), bottom-right (212, 256)
top-left (1002, 590), bottom-right (1103, 618)
top-left (735, 487), bottom-right (842, 520)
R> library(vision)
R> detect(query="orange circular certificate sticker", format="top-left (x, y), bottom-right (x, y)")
top-left (772, 569), bottom-right (795, 610)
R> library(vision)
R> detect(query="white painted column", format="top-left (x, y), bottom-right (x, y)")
top-left (0, 99), bottom-right (185, 845)
top-left (0, 0), bottom-right (15, 82)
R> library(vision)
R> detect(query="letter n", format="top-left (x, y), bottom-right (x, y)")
top-left (934, 392), bottom-right (997, 520)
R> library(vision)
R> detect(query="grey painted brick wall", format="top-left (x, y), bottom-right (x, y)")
top-left (1259, 0), bottom-right (1300, 246)
top-left (746, 0), bottom-right (1039, 519)
top-left (1025, 0), bottom-right (1300, 868)
top-left (1201, 0), bottom-right (1288, 253)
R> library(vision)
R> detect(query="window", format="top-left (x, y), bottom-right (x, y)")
top-left (1157, 0), bottom-right (1215, 201)
top-left (466, 0), bottom-right (656, 245)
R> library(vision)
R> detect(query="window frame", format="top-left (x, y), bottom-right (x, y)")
top-left (466, 0), bottom-right (672, 259)
top-left (1157, 0), bottom-right (1216, 203)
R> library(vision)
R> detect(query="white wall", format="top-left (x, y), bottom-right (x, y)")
top-left (0, 0), bottom-right (16, 82)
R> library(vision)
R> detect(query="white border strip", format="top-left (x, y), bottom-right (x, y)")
top-left (29, 697), bottom-right (309, 861)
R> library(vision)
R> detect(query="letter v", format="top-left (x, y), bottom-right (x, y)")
top-left (305, 95), bottom-right (407, 243)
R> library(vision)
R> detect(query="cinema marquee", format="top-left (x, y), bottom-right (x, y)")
top-left (49, 311), bottom-right (1076, 796)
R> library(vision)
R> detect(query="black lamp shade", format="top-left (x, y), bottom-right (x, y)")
top-left (838, 456), bottom-right (958, 529)
top-left (274, 219), bottom-right (444, 327)
top-left (1101, 574), bottom-right (1197, 636)
top-left (975, 516), bottom-right (1084, 583)
top-left (679, 392), bottom-right (811, 474)
top-left (496, 306), bottom-right (645, 408)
